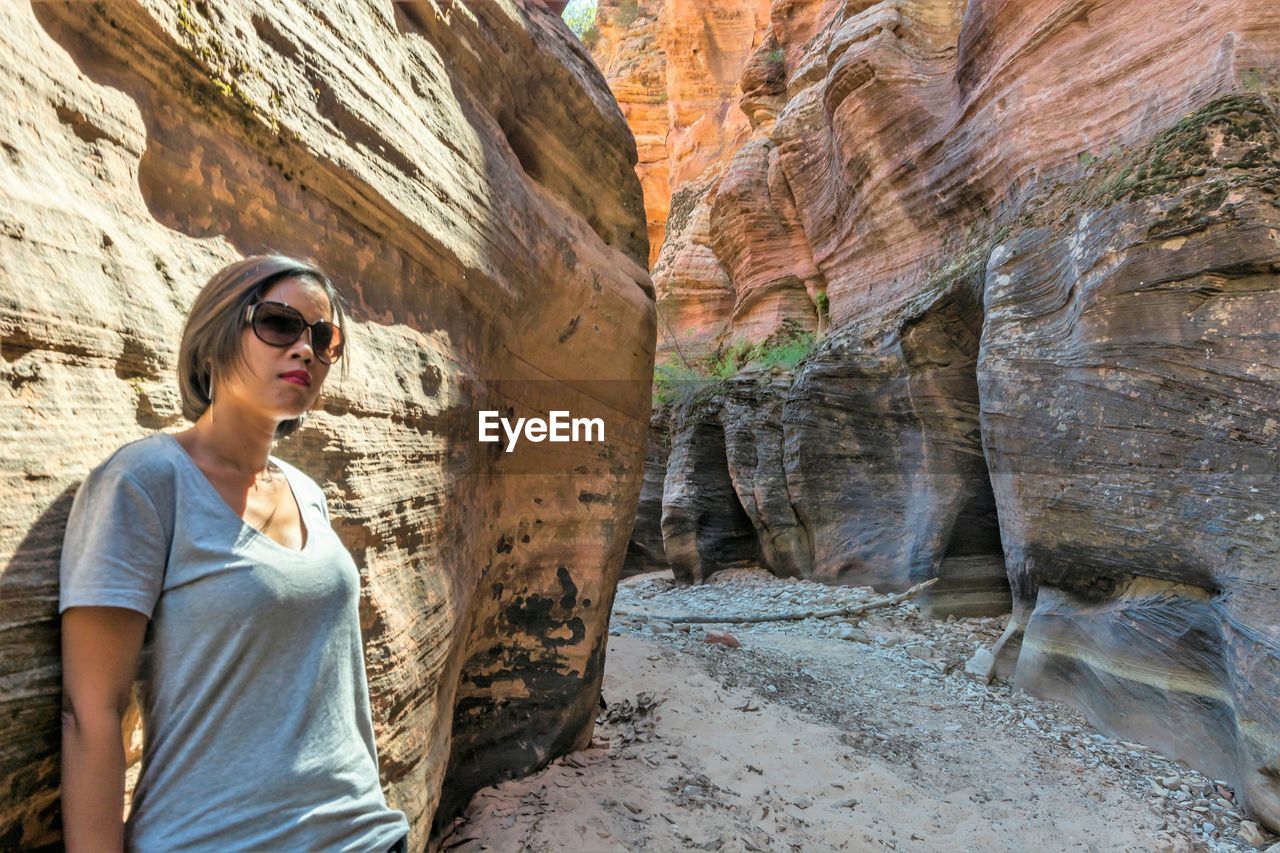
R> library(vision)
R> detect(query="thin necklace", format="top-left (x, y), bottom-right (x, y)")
top-left (253, 462), bottom-right (286, 532)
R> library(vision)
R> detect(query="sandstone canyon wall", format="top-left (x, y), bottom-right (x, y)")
top-left (604, 0), bottom-right (1280, 831)
top-left (0, 0), bottom-right (652, 847)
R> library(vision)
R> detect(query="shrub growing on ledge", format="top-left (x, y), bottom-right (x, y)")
top-left (651, 324), bottom-right (818, 408)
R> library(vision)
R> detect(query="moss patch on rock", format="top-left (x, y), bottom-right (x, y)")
top-left (1011, 94), bottom-right (1279, 241)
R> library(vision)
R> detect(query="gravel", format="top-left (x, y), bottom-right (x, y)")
top-left (611, 568), bottom-right (1276, 852)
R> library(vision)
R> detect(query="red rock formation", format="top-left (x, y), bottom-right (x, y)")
top-left (588, 0), bottom-right (777, 305)
top-left (661, 0), bottom-right (772, 188)
top-left (591, 0), bottom-right (670, 269)
top-left (605, 0), bottom-right (1280, 830)
top-left (1, 0), bottom-right (651, 846)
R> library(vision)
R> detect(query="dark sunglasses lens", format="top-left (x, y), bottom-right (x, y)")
top-left (314, 322), bottom-right (345, 364)
top-left (253, 302), bottom-right (344, 363)
top-left (254, 304), bottom-right (305, 344)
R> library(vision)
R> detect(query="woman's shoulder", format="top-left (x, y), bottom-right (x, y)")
top-left (86, 432), bottom-right (184, 495)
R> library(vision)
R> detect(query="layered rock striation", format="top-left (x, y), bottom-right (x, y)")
top-left (605, 0), bottom-right (1280, 830)
top-left (1, 0), bottom-right (651, 847)
top-left (980, 96), bottom-right (1280, 829)
top-left (590, 0), bottom-right (777, 332)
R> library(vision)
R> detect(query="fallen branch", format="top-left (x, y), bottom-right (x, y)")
top-left (612, 577), bottom-right (939, 625)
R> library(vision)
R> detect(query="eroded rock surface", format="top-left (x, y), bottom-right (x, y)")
top-left (661, 392), bottom-right (761, 584)
top-left (588, 0), bottom-right (781, 351)
top-left (622, 405), bottom-right (671, 578)
top-left (604, 0), bottom-right (1280, 831)
top-left (782, 279), bottom-right (1008, 617)
top-left (979, 96), bottom-right (1280, 830)
top-left (0, 1), bottom-right (651, 847)
top-left (590, 0), bottom-right (669, 269)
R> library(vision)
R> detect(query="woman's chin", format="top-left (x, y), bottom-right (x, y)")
top-left (263, 405), bottom-right (308, 424)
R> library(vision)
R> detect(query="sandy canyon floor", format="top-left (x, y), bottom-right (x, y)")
top-left (440, 570), bottom-right (1277, 853)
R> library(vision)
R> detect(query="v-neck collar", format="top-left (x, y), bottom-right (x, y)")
top-left (161, 433), bottom-right (313, 555)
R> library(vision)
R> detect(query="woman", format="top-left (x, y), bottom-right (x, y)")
top-left (58, 255), bottom-right (411, 852)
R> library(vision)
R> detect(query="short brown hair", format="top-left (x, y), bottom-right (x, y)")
top-left (177, 254), bottom-right (350, 438)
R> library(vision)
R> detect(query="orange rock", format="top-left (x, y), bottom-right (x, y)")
top-left (590, 0), bottom-right (773, 276)
top-left (704, 631), bottom-right (742, 648)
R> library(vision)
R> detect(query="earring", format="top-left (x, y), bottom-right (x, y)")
top-left (208, 374), bottom-right (215, 426)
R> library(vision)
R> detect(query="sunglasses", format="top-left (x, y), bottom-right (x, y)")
top-left (245, 300), bottom-right (345, 364)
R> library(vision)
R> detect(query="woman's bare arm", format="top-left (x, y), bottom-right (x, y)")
top-left (61, 606), bottom-right (148, 853)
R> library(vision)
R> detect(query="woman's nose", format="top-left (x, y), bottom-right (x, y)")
top-left (290, 327), bottom-right (315, 361)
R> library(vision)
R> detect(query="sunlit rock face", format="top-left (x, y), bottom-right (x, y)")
top-left (606, 0), bottom-right (1280, 830)
top-left (601, 0), bottom-right (1280, 359)
top-left (590, 0), bottom-right (670, 270)
top-left (0, 0), bottom-right (651, 846)
top-left (592, 0), bottom-right (774, 233)
top-left (979, 96), bottom-right (1280, 831)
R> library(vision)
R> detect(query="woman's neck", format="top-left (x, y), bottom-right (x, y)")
top-left (181, 407), bottom-right (280, 478)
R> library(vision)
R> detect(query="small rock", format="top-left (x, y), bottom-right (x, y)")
top-left (837, 624), bottom-right (870, 643)
top-left (1161, 775), bottom-right (1182, 791)
top-left (1237, 821), bottom-right (1265, 846)
top-left (904, 644), bottom-right (934, 660)
top-left (704, 631), bottom-right (741, 649)
top-left (791, 796), bottom-right (812, 809)
top-left (964, 648), bottom-right (995, 682)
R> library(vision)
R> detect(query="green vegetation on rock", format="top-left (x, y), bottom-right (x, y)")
top-left (1012, 94), bottom-right (1279, 240)
top-left (652, 322), bottom-right (818, 408)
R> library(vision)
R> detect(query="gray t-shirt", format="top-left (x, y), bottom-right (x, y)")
top-left (59, 432), bottom-right (410, 852)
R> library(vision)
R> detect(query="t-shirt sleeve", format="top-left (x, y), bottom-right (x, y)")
top-left (59, 464), bottom-right (170, 619)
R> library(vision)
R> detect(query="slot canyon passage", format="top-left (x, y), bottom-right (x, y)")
top-left (1, 1), bottom-right (1279, 852)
